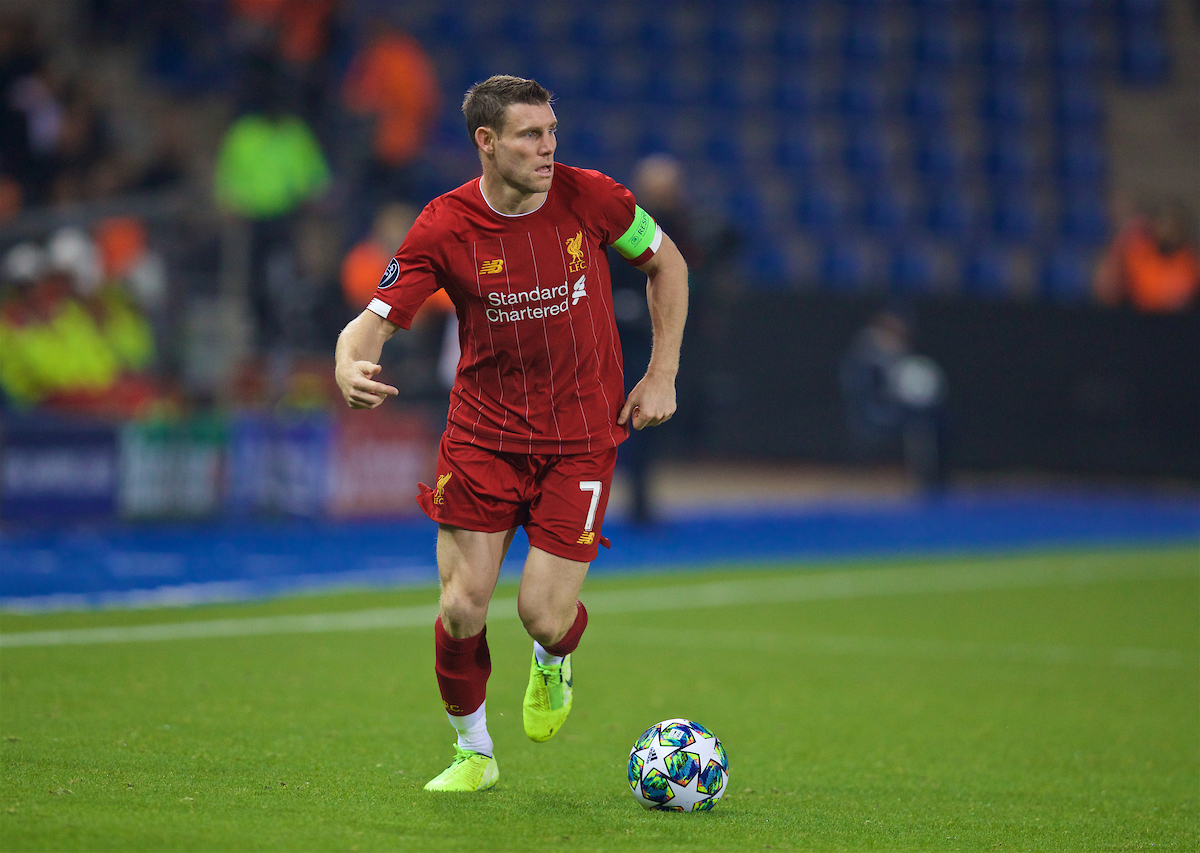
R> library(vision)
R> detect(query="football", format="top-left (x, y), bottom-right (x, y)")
top-left (627, 718), bottom-right (729, 812)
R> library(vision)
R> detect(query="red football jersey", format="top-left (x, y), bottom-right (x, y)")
top-left (367, 164), bottom-right (660, 454)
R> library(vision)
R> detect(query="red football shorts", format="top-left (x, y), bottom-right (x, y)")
top-left (416, 434), bottom-right (617, 562)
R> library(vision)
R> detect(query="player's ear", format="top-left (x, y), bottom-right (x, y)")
top-left (475, 126), bottom-right (495, 155)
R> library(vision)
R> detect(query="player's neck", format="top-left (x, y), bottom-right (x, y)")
top-left (479, 172), bottom-right (547, 216)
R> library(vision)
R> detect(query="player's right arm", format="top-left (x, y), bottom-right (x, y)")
top-left (334, 309), bottom-right (401, 409)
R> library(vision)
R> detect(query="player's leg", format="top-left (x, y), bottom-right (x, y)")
top-left (416, 434), bottom-right (526, 792)
top-left (425, 524), bottom-right (513, 792)
top-left (518, 548), bottom-right (590, 742)
top-left (518, 447), bottom-right (616, 742)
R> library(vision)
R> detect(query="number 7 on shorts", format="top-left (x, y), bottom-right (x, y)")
top-left (579, 481), bottom-right (602, 532)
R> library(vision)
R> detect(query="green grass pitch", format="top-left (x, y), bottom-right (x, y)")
top-left (1, 546), bottom-right (1197, 851)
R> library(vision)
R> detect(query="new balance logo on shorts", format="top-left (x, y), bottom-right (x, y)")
top-left (576, 532), bottom-right (595, 545)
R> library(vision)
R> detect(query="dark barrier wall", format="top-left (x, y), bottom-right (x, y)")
top-left (687, 293), bottom-right (1200, 480)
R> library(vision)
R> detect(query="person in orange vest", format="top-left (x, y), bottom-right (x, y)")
top-left (1093, 198), bottom-right (1200, 312)
top-left (340, 202), bottom-right (456, 398)
top-left (341, 25), bottom-right (439, 208)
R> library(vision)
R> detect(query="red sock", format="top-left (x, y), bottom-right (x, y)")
top-left (544, 600), bottom-right (588, 657)
top-left (434, 617), bottom-right (491, 716)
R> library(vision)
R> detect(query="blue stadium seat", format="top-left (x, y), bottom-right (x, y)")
top-left (773, 73), bottom-right (824, 115)
top-left (1052, 27), bottom-right (1102, 76)
top-left (991, 189), bottom-right (1041, 243)
top-left (496, 11), bottom-right (541, 48)
top-left (862, 181), bottom-right (922, 236)
top-left (985, 132), bottom-right (1038, 184)
top-left (1059, 190), bottom-right (1109, 246)
top-left (1057, 132), bottom-right (1106, 186)
top-left (796, 180), bottom-right (857, 235)
top-left (822, 239), bottom-right (876, 291)
top-left (742, 238), bottom-right (790, 286)
top-left (1117, 0), bottom-right (1167, 20)
top-left (843, 127), bottom-right (898, 178)
top-left (981, 78), bottom-right (1035, 127)
top-left (568, 11), bottom-right (614, 49)
top-left (981, 23), bottom-right (1036, 73)
top-left (837, 75), bottom-right (887, 122)
top-left (704, 128), bottom-right (744, 167)
top-left (725, 187), bottom-right (765, 232)
top-left (889, 242), bottom-right (942, 294)
top-left (912, 19), bottom-right (962, 70)
top-left (1120, 26), bottom-right (1170, 84)
top-left (705, 18), bottom-right (749, 60)
top-left (926, 189), bottom-right (984, 240)
top-left (1055, 79), bottom-right (1104, 130)
top-left (426, 9), bottom-right (472, 48)
top-left (1040, 246), bottom-right (1096, 302)
top-left (904, 74), bottom-right (951, 126)
top-left (842, 13), bottom-right (888, 68)
top-left (961, 246), bottom-right (1016, 298)
top-left (708, 71), bottom-right (749, 112)
top-left (914, 134), bottom-right (972, 182)
top-left (774, 125), bottom-right (826, 173)
top-left (775, 11), bottom-right (820, 61)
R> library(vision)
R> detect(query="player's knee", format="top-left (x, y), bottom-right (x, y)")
top-left (439, 586), bottom-right (490, 633)
top-left (518, 604), bottom-right (570, 646)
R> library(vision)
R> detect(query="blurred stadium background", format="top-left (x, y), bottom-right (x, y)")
top-left (0, 0), bottom-right (1197, 608)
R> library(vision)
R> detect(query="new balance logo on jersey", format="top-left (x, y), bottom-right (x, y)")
top-left (566, 231), bottom-right (586, 272)
top-left (571, 273), bottom-right (587, 305)
top-left (479, 259), bottom-right (504, 274)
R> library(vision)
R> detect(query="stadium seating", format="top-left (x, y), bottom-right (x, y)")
top-left (408, 0), bottom-right (1177, 301)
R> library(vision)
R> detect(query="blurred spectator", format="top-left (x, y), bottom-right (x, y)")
top-left (228, 0), bottom-right (339, 124)
top-left (608, 155), bottom-right (703, 524)
top-left (214, 65), bottom-right (331, 351)
top-left (340, 202), bottom-right (417, 311)
top-left (1092, 198), bottom-right (1200, 312)
top-left (839, 307), bottom-right (948, 495)
top-left (341, 25), bottom-right (439, 208)
top-left (0, 227), bottom-right (159, 418)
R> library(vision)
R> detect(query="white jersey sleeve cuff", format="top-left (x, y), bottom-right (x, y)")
top-left (649, 223), bottom-right (663, 254)
top-left (367, 297), bottom-right (392, 319)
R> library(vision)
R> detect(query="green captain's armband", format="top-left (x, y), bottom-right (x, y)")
top-left (612, 205), bottom-right (663, 261)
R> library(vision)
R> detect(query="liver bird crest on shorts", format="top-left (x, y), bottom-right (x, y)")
top-left (433, 472), bottom-right (453, 505)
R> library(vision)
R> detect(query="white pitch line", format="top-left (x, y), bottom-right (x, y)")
top-left (1, 557), bottom-right (1193, 649)
top-left (609, 629), bottom-right (1196, 671)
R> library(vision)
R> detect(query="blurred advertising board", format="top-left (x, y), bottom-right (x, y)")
top-left (1, 416), bottom-right (119, 521)
top-left (326, 409), bottom-right (436, 518)
top-left (119, 416), bottom-right (225, 518)
top-left (2, 409), bottom-right (437, 523)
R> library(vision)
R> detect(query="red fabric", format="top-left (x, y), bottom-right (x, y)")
top-left (417, 434), bottom-right (615, 562)
top-left (434, 617), bottom-right (491, 717)
top-left (371, 165), bottom-right (656, 455)
top-left (544, 600), bottom-right (588, 657)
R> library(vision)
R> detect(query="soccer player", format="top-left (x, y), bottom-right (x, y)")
top-left (334, 75), bottom-right (688, 792)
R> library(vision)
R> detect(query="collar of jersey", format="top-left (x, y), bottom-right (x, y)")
top-left (477, 178), bottom-right (549, 218)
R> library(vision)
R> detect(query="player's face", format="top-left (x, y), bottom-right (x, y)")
top-left (492, 102), bottom-right (557, 195)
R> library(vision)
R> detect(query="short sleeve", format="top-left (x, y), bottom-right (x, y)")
top-left (364, 206), bottom-right (444, 330)
top-left (580, 170), bottom-right (663, 266)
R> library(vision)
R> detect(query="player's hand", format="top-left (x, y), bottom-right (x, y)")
top-left (335, 360), bottom-right (399, 409)
top-left (618, 371), bottom-right (676, 430)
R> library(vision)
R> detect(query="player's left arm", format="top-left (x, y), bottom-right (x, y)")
top-left (617, 232), bottom-right (689, 430)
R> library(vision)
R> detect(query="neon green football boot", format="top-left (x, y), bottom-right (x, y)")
top-left (523, 652), bottom-right (572, 742)
top-left (423, 745), bottom-right (499, 792)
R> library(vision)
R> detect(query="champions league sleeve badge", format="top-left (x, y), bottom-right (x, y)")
top-left (378, 257), bottom-right (400, 289)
